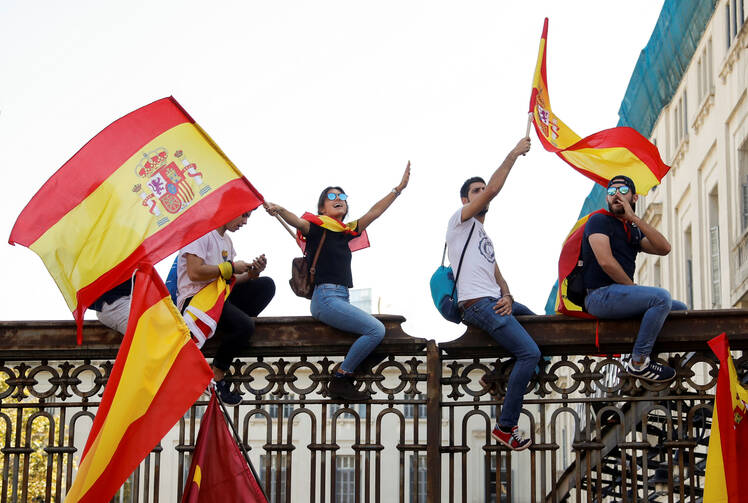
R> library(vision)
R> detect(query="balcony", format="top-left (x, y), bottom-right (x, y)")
top-left (1, 311), bottom-right (747, 502)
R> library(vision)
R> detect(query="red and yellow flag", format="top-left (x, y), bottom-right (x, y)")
top-left (296, 212), bottom-right (370, 253)
top-left (9, 97), bottom-right (263, 341)
top-left (183, 276), bottom-right (235, 348)
top-left (555, 210), bottom-right (609, 318)
top-left (64, 264), bottom-right (213, 503)
top-left (704, 333), bottom-right (748, 502)
top-left (529, 18), bottom-right (670, 195)
top-left (181, 391), bottom-right (267, 503)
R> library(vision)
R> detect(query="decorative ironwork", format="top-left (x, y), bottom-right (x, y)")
top-left (0, 313), bottom-right (746, 502)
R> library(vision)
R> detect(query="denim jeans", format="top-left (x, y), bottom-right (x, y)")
top-left (311, 283), bottom-right (385, 373)
top-left (461, 297), bottom-right (541, 427)
top-left (584, 284), bottom-right (687, 360)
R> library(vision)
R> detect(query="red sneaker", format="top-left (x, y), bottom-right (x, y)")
top-left (491, 424), bottom-right (531, 451)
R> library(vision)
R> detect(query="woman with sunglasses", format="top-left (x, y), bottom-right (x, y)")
top-left (264, 162), bottom-right (410, 401)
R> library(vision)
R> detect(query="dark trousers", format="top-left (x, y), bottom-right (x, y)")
top-left (213, 276), bottom-right (275, 371)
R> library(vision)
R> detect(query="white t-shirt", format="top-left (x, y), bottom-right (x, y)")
top-left (445, 208), bottom-right (501, 302)
top-left (177, 230), bottom-right (236, 310)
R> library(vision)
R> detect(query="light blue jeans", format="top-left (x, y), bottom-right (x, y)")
top-left (461, 297), bottom-right (541, 428)
top-left (584, 284), bottom-right (687, 360)
top-left (310, 283), bottom-right (385, 373)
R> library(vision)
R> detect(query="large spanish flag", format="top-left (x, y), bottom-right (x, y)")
top-left (9, 97), bottom-right (263, 341)
top-left (704, 333), bottom-right (748, 502)
top-left (64, 264), bottom-right (213, 503)
top-left (529, 18), bottom-right (669, 195)
top-left (181, 391), bottom-right (267, 503)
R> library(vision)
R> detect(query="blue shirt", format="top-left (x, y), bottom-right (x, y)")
top-left (582, 213), bottom-right (642, 290)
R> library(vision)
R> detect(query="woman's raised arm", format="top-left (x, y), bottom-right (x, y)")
top-left (356, 161), bottom-right (410, 232)
top-left (264, 202), bottom-right (311, 235)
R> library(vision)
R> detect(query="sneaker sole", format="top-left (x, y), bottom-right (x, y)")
top-left (491, 431), bottom-right (532, 451)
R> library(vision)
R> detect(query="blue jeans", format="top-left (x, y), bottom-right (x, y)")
top-left (584, 284), bottom-right (687, 360)
top-left (461, 297), bottom-right (541, 427)
top-left (310, 283), bottom-right (385, 373)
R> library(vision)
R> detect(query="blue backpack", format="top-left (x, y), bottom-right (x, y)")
top-left (429, 223), bottom-right (475, 323)
top-left (164, 256), bottom-right (179, 305)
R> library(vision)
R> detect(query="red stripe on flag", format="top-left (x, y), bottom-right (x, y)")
top-left (74, 178), bottom-right (263, 328)
top-left (9, 97), bottom-right (192, 247)
top-left (77, 340), bottom-right (211, 503)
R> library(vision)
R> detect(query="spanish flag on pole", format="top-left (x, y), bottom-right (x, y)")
top-left (181, 391), bottom-right (267, 503)
top-left (704, 333), bottom-right (748, 502)
top-left (64, 264), bottom-right (213, 503)
top-left (529, 18), bottom-right (670, 195)
top-left (9, 97), bottom-right (263, 342)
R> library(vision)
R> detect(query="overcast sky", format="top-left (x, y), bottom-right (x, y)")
top-left (0, 0), bottom-right (665, 342)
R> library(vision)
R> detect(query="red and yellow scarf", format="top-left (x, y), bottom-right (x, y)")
top-left (297, 212), bottom-right (370, 253)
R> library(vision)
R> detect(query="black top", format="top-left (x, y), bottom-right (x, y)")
top-left (89, 279), bottom-right (132, 312)
top-left (304, 222), bottom-right (356, 288)
top-left (581, 213), bottom-right (642, 290)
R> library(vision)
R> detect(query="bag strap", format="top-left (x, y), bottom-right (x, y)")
top-left (309, 230), bottom-right (327, 282)
top-left (450, 222), bottom-right (476, 298)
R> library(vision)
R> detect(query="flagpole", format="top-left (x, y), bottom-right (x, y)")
top-left (274, 214), bottom-right (298, 240)
top-left (523, 112), bottom-right (533, 155)
top-left (215, 391), bottom-right (270, 502)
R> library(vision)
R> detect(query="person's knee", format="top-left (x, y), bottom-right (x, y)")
top-left (257, 276), bottom-right (276, 303)
top-left (369, 319), bottom-right (386, 343)
top-left (652, 288), bottom-right (672, 309)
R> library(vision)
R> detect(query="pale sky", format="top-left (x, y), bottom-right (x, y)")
top-left (0, 0), bottom-right (665, 342)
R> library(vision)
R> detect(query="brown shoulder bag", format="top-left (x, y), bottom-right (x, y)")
top-left (289, 230), bottom-right (327, 299)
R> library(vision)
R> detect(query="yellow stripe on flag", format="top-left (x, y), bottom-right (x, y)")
top-left (64, 296), bottom-right (192, 502)
top-left (560, 148), bottom-right (661, 190)
top-left (30, 123), bottom-right (241, 310)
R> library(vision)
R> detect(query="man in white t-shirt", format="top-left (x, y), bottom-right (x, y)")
top-left (177, 210), bottom-right (275, 405)
top-left (445, 136), bottom-right (540, 451)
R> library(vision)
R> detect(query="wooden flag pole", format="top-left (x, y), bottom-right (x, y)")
top-left (525, 111), bottom-right (533, 138)
top-left (273, 214), bottom-right (297, 240)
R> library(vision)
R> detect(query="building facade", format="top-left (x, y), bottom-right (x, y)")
top-left (635, 0), bottom-right (747, 310)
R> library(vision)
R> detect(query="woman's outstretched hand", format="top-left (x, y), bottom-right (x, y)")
top-left (397, 161), bottom-right (411, 192)
top-left (264, 202), bottom-right (282, 216)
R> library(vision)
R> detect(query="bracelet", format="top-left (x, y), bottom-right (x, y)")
top-left (218, 261), bottom-right (233, 280)
top-left (391, 187), bottom-right (401, 197)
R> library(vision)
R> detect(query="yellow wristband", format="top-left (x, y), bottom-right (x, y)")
top-left (218, 261), bottom-right (233, 280)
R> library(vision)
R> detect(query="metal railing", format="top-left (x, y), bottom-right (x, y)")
top-left (1, 311), bottom-right (747, 503)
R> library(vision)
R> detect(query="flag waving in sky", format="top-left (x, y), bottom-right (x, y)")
top-left (181, 391), bottom-right (267, 503)
top-left (9, 97), bottom-right (263, 341)
top-left (529, 18), bottom-right (670, 195)
top-left (63, 264), bottom-right (213, 503)
top-left (704, 333), bottom-right (748, 502)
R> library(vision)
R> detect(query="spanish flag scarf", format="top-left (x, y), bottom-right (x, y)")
top-left (297, 212), bottom-right (370, 253)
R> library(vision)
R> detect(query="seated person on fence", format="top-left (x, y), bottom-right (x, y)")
top-left (581, 175), bottom-right (687, 383)
top-left (176, 210), bottom-right (275, 405)
top-left (447, 137), bottom-right (539, 452)
top-left (89, 280), bottom-right (133, 334)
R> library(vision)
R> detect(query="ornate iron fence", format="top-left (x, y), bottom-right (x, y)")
top-left (1, 311), bottom-right (746, 503)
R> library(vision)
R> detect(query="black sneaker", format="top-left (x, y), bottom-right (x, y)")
top-left (328, 375), bottom-right (371, 402)
top-left (625, 357), bottom-right (675, 383)
top-left (215, 379), bottom-right (242, 405)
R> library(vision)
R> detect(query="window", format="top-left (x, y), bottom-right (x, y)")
top-left (336, 455), bottom-right (356, 502)
top-left (709, 189), bottom-right (721, 307)
top-left (741, 142), bottom-right (748, 231)
top-left (403, 393), bottom-right (427, 419)
top-left (727, 0), bottom-right (746, 48)
top-left (487, 454), bottom-right (511, 502)
top-left (673, 92), bottom-right (688, 148)
top-left (267, 394), bottom-right (295, 419)
top-left (684, 227), bottom-right (694, 309)
top-left (697, 38), bottom-right (713, 103)
top-left (409, 455), bottom-right (427, 503)
top-left (259, 454), bottom-right (287, 502)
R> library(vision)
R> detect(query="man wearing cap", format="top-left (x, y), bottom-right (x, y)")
top-left (581, 175), bottom-right (686, 382)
